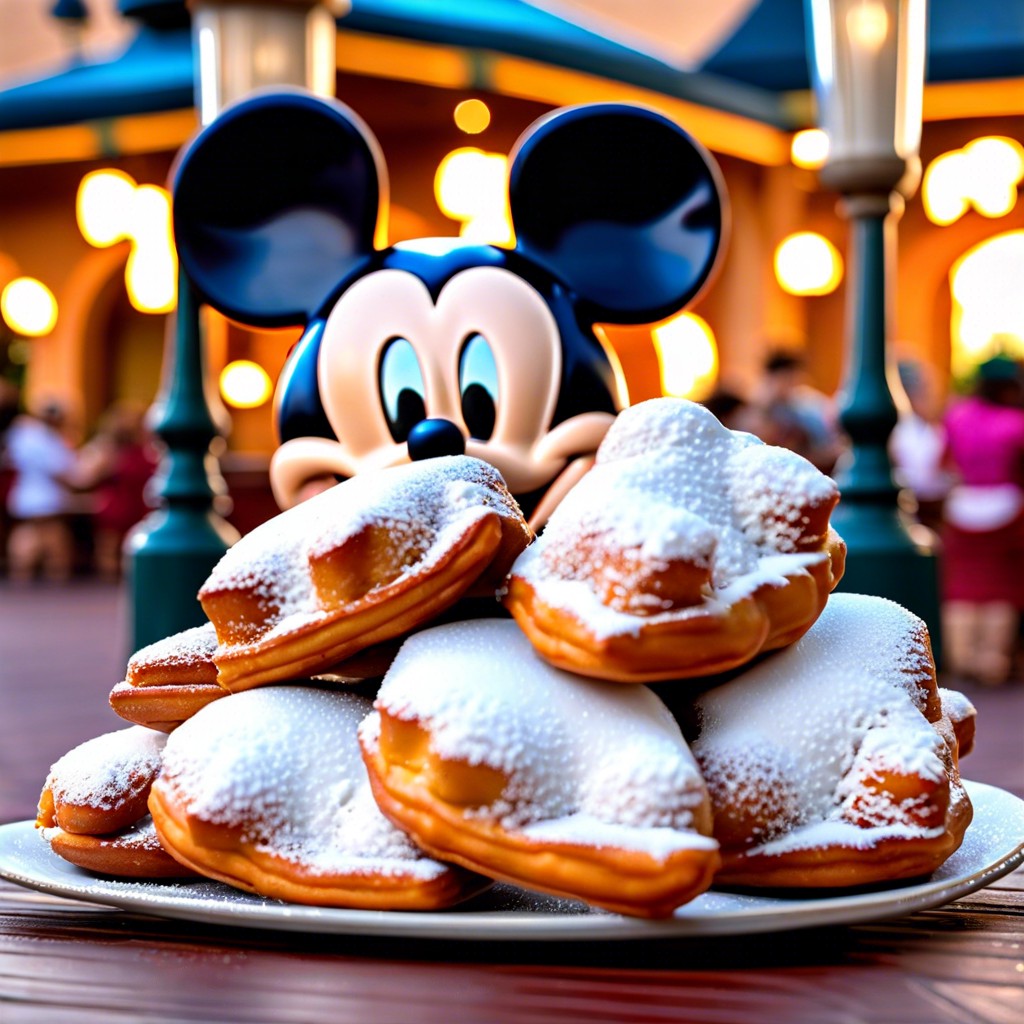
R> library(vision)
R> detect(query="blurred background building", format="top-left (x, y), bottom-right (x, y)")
top-left (0, 0), bottom-right (1021, 534)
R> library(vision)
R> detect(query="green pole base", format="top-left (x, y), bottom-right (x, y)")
top-left (125, 507), bottom-right (238, 652)
top-left (831, 502), bottom-right (943, 666)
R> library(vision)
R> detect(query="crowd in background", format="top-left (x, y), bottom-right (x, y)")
top-left (0, 386), bottom-right (157, 584)
top-left (3, 348), bottom-right (1024, 687)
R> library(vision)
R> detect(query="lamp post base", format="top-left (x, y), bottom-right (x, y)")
top-left (830, 500), bottom-right (942, 660)
top-left (125, 507), bottom-right (237, 651)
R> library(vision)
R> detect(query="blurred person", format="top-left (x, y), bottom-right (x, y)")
top-left (4, 400), bottom-right (77, 582)
top-left (941, 355), bottom-right (1024, 686)
top-left (889, 359), bottom-right (954, 534)
top-left (74, 402), bottom-right (158, 581)
top-left (749, 351), bottom-right (845, 473)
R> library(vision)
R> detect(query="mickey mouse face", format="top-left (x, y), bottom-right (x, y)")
top-left (172, 90), bottom-right (725, 527)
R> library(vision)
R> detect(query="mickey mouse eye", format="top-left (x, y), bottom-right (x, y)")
top-left (459, 333), bottom-right (499, 441)
top-left (379, 337), bottom-right (427, 443)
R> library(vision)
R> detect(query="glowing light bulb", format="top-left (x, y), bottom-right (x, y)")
top-left (774, 233), bottom-right (844, 296)
top-left (77, 169), bottom-right (136, 247)
top-left (652, 312), bottom-right (718, 400)
top-left (846, 0), bottom-right (890, 52)
top-left (220, 359), bottom-right (273, 409)
top-left (434, 148), bottom-right (513, 246)
top-left (454, 99), bottom-right (491, 135)
top-left (1, 277), bottom-right (58, 336)
top-left (791, 129), bottom-right (830, 170)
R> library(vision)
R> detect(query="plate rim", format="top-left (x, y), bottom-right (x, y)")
top-left (1, 779), bottom-right (1022, 941)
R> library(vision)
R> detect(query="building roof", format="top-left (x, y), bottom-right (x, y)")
top-left (0, 0), bottom-right (1020, 134)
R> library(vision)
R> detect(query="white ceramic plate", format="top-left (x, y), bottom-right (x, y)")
top-left (1, 780), bottom-right (1021, 941)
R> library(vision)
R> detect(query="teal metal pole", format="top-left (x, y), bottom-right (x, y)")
top-left (830, 192), bottom-right (941, 646)
top-left (125, 270), bottom-right (239, 652)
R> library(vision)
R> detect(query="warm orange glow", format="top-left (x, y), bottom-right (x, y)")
top-left (949, 231), bottom-right (1024, 377)
top-left (1, 277), bottom-right (58, 337)
top-left (651, 312), bottom-right (718, 401)
top-left (78, 172), bottom-right (177, 312)
top-left (846, 1), bottom-right (890, 52)
top-left (923, 137), bottom-right (1024, 226)
top-left (77, 169), bottom-right (137, 246)
top-left (791, 129), bottom-right (830, 169)
top-left (774, 233), bottom-right (844, 296)
top-left (434, 147), bottom-right (513, 245)
top-left (454, 99), bottom-right (491, 134)
top-left (220, 359), bottom-right (273, 409)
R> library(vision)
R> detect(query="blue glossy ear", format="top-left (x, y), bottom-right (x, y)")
top-left (172, 90), bottom-right (384, 327)
top-left (508, 103), bottom-right (725, 324)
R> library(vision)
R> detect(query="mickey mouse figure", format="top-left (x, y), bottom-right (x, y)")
top-left (172, 89), bottom-right (725, 528)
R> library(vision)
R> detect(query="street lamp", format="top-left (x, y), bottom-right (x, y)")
top-left (803, 0), bottom-right (940, 639)
top-left (127, 0), bottom-right (338, 650)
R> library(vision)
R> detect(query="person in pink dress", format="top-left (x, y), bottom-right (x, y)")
top-left (941, 355), bottom-right (1024, 685)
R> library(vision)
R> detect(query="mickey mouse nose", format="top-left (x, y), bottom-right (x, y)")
top-left (407, 418), bottom-right (466, 461)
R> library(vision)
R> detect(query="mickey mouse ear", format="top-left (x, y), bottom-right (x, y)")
top-left (508, 103), bottom-right (726, 324)
top-left (172, 89), bottom-right (385, 327)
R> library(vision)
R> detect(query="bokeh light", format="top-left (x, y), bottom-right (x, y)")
top-left (219, 359), bottom-right (273, 409)
top-left (774, 232), bottom-right (844, 296)
top-left (923, 137), bottom-right (1024, 226)
top-left (454, 99), bottom-right (491, 134)
top-left (434, 147), bottom-right (513, 245)
top-left (77, 169), bottom-right (137, 247)
top-left (791, 129), bottom-right (830, 170)
top-left (1, 277), bottom-right (58, 336)
top-left (652, 312), bottom-right (718, 400)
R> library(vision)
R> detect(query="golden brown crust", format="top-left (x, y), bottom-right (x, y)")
top-left (109, 679), bottom-right (227, 733)
top-left (148, 778), bottom-right (488, 910)
top-left (200, 460), bottom-right (532, 692)
top-left (506, 531), bottom-right (845, 683)
top-left (361, 712), bottom-right (720, 919)
top-left (207, 514), bottom-right (511, 691)
top-left (42, 820), bottom-right (196, 879)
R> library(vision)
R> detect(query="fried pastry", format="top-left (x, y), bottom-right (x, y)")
top-left (149, 686), bottom-right (485, 909)
top-left (200, 456), bottom-right (532, 691)
top-left (109, 623), bottom-right (226, 732)
top-left (505, 397), bottom-right (845, 682)
top-left (360, 619), bottom-right (720, 918)
top-left (691, 593), bottom-right (973, 888)
top-left (37, 726), bottom-right (188, 878)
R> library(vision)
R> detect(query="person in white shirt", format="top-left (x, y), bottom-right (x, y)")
top-left (4, 401), bottom-right (77, 582)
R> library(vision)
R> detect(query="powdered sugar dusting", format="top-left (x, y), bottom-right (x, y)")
top-left (127, 623), bottom-right (218, 678)
top-left (693, 593), bottom-right (952, 852)
top-left (159, 687), bottom-right (447, 880)
top-left (513, 398), bottom-right (838, 636)
top-left (44, 727), bottom-right (165, 812)
top-left (368, 619), bottom-right (715, 860)
top-left (201, 457), bottom-right (518, 649)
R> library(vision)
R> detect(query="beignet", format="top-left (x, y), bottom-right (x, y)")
top-left (200, 456), bottom-right (531, 691)
top-left (149, 686), bottom-right (485, 909)
top-left (505, 398), bottom-right (845, 682)
top-left (360, 619), bottom-right (719, 918)
top-left (691, 593), bottom-right (972, 888)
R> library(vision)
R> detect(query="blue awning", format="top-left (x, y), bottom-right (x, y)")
top-left (0, 0), bottom-right (1020, 135)
top-left (0, 23), bottom-right (193, 131)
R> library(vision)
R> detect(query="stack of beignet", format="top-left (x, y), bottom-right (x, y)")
top-left (37, 401), bottom-right (975, 918)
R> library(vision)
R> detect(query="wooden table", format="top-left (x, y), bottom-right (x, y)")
top-left (2, 582), bottom-right (1023, 1023)
top-left (1, 870), bottom-right (1022, 1024)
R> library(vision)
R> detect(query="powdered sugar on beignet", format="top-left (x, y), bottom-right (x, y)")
top-left (39, 726), bottom-right (166, 833)
top-left (361, 619), bottom-right (719, 917)
top-left (505, 398), bottom-right (844, 681)
top-left (149, 687), bottom-right (482, 909)
top-left (199, 456), bottom-right (531, 691)
top-left (692, 593), bottom-right (972, 887)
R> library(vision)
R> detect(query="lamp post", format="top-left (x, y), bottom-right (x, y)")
top-left (126, 0), bottom-right (337, 651)
top-left (803, 0), bottom-right (940, 639)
